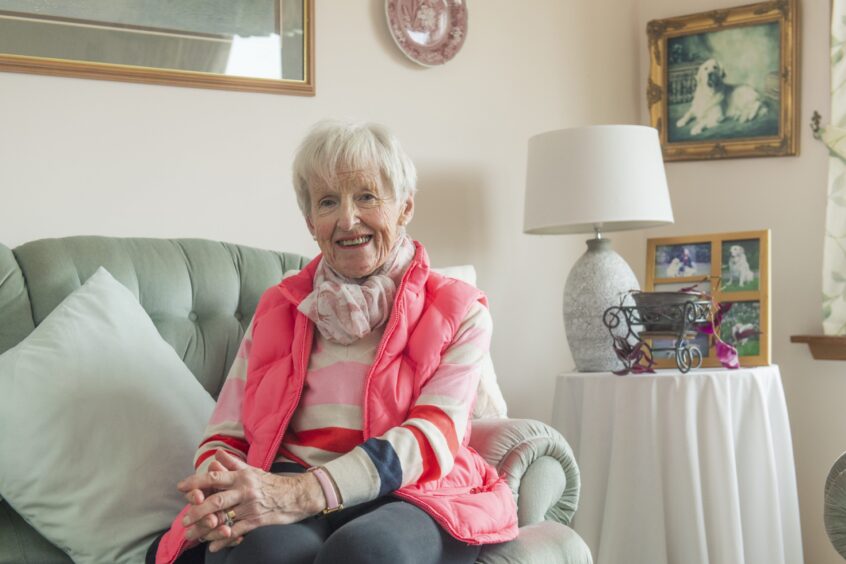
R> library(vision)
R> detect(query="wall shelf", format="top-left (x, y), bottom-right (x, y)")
top-left (790, 335), bottom-right (846, 360)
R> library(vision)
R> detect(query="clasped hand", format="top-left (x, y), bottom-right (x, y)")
top-left (177, 450), bottom-right (324, 553)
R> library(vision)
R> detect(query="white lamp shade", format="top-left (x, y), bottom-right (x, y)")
top-left (524, 125), bottom-right (673, 234)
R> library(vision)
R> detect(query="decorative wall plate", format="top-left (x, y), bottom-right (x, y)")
top-left (385, 0), bottom-right (468, 67)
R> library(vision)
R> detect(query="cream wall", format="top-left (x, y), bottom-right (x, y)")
top-left (629, 0), bottom-right (837, 562)
top-left (0, 1), bottom-right (638, 421)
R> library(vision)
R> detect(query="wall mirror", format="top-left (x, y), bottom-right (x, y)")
top-left (0, 0), bottom-right (314, 95)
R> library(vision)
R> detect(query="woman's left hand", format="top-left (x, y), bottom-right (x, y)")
top-left (177, 450), bottom-right (325, 553)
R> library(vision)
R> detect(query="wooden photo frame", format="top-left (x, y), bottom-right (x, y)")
top-left (646, 0), bottom-right (797, 161)
top-left (0, 0), bottom-right (314, 96)
top-left (645, 230), bottom-right (771, 367)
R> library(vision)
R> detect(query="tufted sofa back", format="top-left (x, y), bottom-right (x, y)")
top-left (0, 236), bottom-right (309, 398)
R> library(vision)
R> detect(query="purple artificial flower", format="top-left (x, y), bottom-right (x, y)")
top-left (715, 339), bottom-right (740, 369)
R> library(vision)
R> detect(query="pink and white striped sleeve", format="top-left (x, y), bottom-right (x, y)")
top-left (192, 320), bottom-right (253, 474)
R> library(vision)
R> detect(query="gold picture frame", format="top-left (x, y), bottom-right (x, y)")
top-left (645, 230), bottom-right (771, 368)
top-left (646, 0), bottom-right (797, 161)
top-left (0, 0), bottom-right (314, 96)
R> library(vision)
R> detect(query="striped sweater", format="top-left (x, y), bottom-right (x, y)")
top-left (194, 300), bottom-right (491, 507)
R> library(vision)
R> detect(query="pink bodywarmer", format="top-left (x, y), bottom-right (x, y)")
top-left (156, 242), bottom-right (518, 563)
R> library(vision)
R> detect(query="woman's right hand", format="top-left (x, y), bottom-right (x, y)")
top-left (178, 450), bottom-right (325, 553)
top-left (181, 454), bottom-right (244, 547)
top-left (184, 458), bottom-right (225, 507)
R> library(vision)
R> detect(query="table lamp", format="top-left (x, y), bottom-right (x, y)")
top-left (523, 125), bottom-right (673, 372)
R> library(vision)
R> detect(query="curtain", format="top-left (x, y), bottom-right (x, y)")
top-left (821, 0), bottom-right (846, 334)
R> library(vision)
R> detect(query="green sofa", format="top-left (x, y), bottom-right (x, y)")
top-left (0, 236), bottom-right (591, 564)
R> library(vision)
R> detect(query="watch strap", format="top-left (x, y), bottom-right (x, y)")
top-left (308, 466), bottom-right (343, 514)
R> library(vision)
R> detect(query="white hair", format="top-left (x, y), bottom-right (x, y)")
top-left (291, 119), bottom-right (418, 217)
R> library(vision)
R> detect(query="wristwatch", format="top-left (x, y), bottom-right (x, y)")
top-left (307, 466), bottom-right (344, 515)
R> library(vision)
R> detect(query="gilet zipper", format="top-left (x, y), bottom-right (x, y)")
top-left (361, 258), bottom-right (418, 437)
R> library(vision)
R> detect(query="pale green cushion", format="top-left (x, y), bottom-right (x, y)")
top-left (0, 268), bottom-right (214, 564)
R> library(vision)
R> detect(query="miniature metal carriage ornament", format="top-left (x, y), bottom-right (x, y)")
top-left (603, 291), bottom-right (710, 373)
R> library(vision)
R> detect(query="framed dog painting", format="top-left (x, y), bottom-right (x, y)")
top-left (647, 0), bottom-right (798, 161)
top-left (645, 230), bottom-right (771, 367)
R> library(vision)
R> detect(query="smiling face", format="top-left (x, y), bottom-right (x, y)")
top-left (306, 168), bottom-right (414, 279)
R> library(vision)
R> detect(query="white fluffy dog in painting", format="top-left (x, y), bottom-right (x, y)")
top-left (676, 58), bottom-right (767, 136)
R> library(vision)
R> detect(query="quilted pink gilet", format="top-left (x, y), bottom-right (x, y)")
top-left (156, 242), bottom-right (517, 563)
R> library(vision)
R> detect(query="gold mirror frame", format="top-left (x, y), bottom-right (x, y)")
top-left (0, 0), bottom-right (314, 96)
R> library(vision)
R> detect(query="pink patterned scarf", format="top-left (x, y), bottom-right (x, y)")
top-left (298, 235), bottom-right (416, 345)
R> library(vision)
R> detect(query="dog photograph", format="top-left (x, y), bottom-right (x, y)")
top-left (654, 242), bottom-right (711, 280)
top-left (719, 301), bottom-right (761, 357)
top-left (667, 22), bottom-right (780, 143)
top-left (646, 230), bottom-right (770, 366)
top-left (721, 239), bottom-right (760, 291)
top-left (647, 0), bottom-right (797, 160)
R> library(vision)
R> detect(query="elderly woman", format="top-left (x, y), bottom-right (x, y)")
top-left (150, 120), bottom-right (517, 564)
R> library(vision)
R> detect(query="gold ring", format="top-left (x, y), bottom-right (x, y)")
top-left (225, 510), bottom-right (236, 527)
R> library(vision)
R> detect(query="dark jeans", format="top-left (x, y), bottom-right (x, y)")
top-left (205, 496), bottom-right (480, 564)
top-left (148, 463), bottom-right (481, 564)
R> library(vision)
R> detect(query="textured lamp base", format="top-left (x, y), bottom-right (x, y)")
top-left (563, 238), bottom-right (639, 372)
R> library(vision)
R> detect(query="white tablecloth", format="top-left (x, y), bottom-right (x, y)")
top-left (552, 365), bottom-right (803, 564)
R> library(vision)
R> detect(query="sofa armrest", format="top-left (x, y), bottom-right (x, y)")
top-left (477, 520), bottom-right (593, 564)
top-left (825, 451), bottom-right (846, 558)
top-left (469, 418), bottom-right (580, 527)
